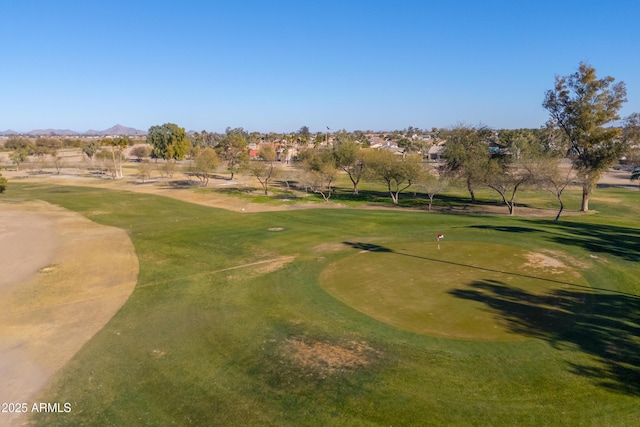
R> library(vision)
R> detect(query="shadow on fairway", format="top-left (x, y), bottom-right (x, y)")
top-left (450, 280), bottom-right (640, 396)
top-left (469, 221), bottom-right (640, 263)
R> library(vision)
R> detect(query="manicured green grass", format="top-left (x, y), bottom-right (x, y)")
top-left (321, 241), bottom-right (590, 340)
top-left (4, 182), bottom-right (640, 426)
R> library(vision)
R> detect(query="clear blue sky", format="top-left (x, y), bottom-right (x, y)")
top-left (1, 0), bottom-right (639, 133)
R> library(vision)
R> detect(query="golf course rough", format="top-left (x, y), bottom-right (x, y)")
top-left (2, 182), bottom-right (639, 426)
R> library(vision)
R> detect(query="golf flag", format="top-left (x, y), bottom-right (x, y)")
top-left (437, 234), bottom-right (444, 240)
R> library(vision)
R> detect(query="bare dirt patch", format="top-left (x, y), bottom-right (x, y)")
top-left (523, 252), bottom-right (566, 269)
top-left (522, 251), bottom-right (591, 277)
top-left (253, 256), bottom-right (296, 274)
top-left (0, 201), bottom-right (138, 426)
top-left (283, 338), bottom-right (381, 373)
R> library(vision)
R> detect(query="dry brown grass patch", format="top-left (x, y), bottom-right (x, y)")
top-left (283, 338), bottom-right (381, 373)
top-left (541, 249), bottom-right (593, 270)
top-left (523, 250), bottom-right (592, 277)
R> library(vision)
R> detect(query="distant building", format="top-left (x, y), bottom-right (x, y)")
top-left (427, 141), bottom-right (446, 161)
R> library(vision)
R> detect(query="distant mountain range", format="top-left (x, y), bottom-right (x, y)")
top-left (0, 124), bottom-right (147, 136)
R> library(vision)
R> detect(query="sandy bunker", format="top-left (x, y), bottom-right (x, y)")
top-left (0, 201), bottom-right (138, 425)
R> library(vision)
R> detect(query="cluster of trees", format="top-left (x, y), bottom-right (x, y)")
top-left (184, 127), bottom-right (434, 203)
top-left (283, 63), bottom-right (638, 218)
top-left (0, 136), bottom-right (136, 177)
top-left (441, 63), bottom-right (639, 218)
top-left (2, 137), bottom-right (83, 152)
top-left (280, 134), bottom-right (433, 205)
top-left (147, 125), bottom-right (250, 182)
top-left (442, 126), bottom-right (566, 217)
top-left (3, 136), bottom-right (90, 173)
top-left (80, 137), bottom-right (135, 178)
top-left (6, 137), bottom-right (67, 173)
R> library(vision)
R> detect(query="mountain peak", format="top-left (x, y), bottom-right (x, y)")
top-left (86, 125), bottom-right (147, 136)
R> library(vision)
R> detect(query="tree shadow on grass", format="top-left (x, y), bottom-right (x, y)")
top-left (342, 242), bottom-right (393, 252)
top-left (167, 179), bottom-right (199, 188)
top-left (341, 241), bottom-right (640, 394)
top-left (468, 220), bottom-right (640, 263)
top-left (469, 225), bottom-right (542, 234)
top-left (330, 189), bottom-right (524, 211)
top-left (546, 220), bottom-right (640, 263)
top-left (450, 280), bottom-right (640, 396)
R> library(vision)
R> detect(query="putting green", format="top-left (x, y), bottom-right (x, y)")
top-left (320, 241), bottom-right (591, 341)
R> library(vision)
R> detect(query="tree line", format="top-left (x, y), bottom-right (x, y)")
top-left (140, 63), bottom-right (639, 220)
top-left (2, 63), bottom-right (639, 219)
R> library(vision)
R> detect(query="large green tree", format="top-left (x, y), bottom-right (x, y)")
top-left (298, 148), bottom-right (337, 202)
top-left (82, 140), bottom-right (100, 166)
top-left (543, 62), bottom-right (628, 212)
top-left (191, 147), bottom-right (220, 187)
top-left (9, 148), bottom-right (29, 171)
top-left (218, 128), bottom-right (249, 179)
top-left (333, 131), bottom-right (366, 194)
top-left (147, 123), bottom-right (190, 161)
top-left (417, 168), bottom-right (449, 212)
top-left (441, 125), bottom-right (493, 203)
top-left (365, 151), bottom-right (424, 204)
top-left (130, 145), bottom-right (152, 161)
top-left (482, 138), bottom-right (541, 216)
top-left (247, 144), bottom-right (278, 195)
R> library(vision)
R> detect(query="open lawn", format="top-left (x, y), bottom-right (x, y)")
top-left (2, 180), bottom-right (640, 426)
